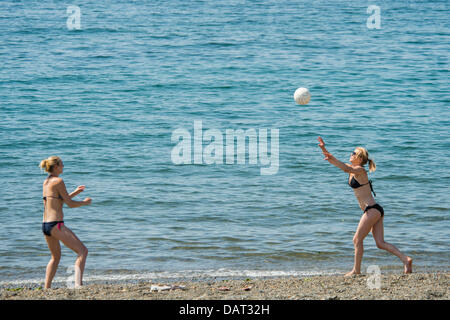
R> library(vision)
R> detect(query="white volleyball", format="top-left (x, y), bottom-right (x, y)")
top-left (294, 87), bottom-right (311, 105)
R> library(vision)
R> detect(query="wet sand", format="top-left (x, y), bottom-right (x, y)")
top-left (1, 273), bottom-right (448, 300)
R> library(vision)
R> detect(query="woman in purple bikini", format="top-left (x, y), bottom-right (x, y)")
top-left (40, 156), bottom-right (92, 288)
top-left (317, 137), bottom-right (412, 276)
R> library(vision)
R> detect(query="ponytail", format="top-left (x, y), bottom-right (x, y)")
top-left (354, 147), bottom-right (376, 172)
top-left (39, 156), bottom-right (61, 173)
top-left (368, 158), bottom-right (376, 173)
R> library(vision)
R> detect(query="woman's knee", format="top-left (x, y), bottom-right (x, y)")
top-left (353, 236), bottom-right (363, 247)
top-left (79, 245), bottom-right (88, 258)
top-left (51, 254), bottom-right (61, 264)
top-left (376, 241), bottom-right (387, 250)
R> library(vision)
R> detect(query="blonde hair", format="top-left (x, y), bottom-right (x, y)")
top-left (39, 156), bottom-right (62, 173)
top-left (354, 147), bottom-right (376, 172)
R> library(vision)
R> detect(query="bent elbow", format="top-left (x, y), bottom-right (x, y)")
top-left (65, 201), bottom-right (77, 208)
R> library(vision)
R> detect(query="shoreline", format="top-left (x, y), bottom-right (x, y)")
top-left (1, 273), bottom-right (448, 300)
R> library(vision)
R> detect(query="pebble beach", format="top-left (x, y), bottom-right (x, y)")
top-left (1, 2), bottom-right (449, 307)
top-left (1, 273), bottom-right (448, 300)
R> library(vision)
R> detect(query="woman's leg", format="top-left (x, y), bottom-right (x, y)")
top-left (50, 225), bottom-right (88, 287)
top-left (44, 235), bottom-right (61, 289)
top-left (345, 209), bottom-right (382, 276)
top-left (371, 217), bottom-right (413, 273)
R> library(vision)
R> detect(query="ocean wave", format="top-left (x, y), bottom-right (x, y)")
top-left (0, 268), bottom-right (340, 288)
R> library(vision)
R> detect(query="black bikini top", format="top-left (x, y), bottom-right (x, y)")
top-left (43, 194), bottom-right (63, 201)
top-left (348, 175), bottom-right (376, 197)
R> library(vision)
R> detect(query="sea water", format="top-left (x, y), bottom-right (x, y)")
top-left (0, 0), bottom-right (448, 286)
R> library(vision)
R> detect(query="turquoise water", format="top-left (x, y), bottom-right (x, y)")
top-left (0, 0), bottom-right (449, 285)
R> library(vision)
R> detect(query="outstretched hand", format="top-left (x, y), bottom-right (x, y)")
top-left (318, 136), bottom-right (335, 162)
top-left (75, 185), bottom-right (85, 193)
top-left (318, 136), bottom-right (325, 149)
top-left (318, 136), bottom-right (328, 154)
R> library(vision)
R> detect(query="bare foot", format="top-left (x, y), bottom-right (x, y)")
top-left (404, 257), bottom-right (413, 274)
top-left (344, 270), bottom-right (360, 277)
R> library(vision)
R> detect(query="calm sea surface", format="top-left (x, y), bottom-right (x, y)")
top-left (0, 0), bottom-right (449, 285)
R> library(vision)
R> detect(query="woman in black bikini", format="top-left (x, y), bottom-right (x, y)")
top-left (317, 137), bottom-right (412, 276)
top-left (40, 156), bottom-right (92, 288)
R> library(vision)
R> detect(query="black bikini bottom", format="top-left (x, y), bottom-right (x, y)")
top-left (42, 221), bottom-right (64, 236)
top-left (364, 204), bottom-right (384, 217)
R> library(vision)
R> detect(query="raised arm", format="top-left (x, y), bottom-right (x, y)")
top-left (318, 136), bottom-right (330, 154)
top-left (69, 185), bottom-right (85, 198)
top-left (318, 137), bottom-right (365, 174)
top-left (55, 179), bottom-right (91, 208)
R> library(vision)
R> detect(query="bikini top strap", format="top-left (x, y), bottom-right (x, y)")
top-left (369, 180), bottom-right (376, 197)
top-left (43, 196), bottom-right (47, 221)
